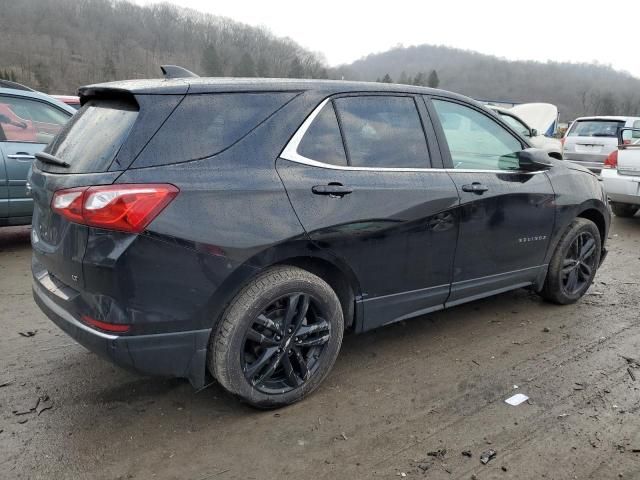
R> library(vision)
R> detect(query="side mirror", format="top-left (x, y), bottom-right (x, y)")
top-left (517, 148), bottom-right (553, 171)
top-left (530, 128), bottom-right (538, 137)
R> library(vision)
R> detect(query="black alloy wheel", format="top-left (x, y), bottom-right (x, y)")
top-left (540, 217), bottom-right (602, 305)
top-left (210, 266), bottom-right (344, 408)
top-left (242, 293), bottom-right (331, 394)
top-left (561, 231), bottom-right (598, 296)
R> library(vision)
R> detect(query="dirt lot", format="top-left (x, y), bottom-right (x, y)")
top-left (1, 217), bottom-right (640, 480)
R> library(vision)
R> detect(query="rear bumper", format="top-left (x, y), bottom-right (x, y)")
top-left (601, 169), bottom-right (640, 205)
top-left (563, 157), bottom-right (604, 173)
top-left (33, 277), bottom-right (211, 388)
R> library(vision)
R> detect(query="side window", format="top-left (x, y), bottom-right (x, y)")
top-left (334, 96), bottom-right (430, 168)
top-left (432, 99), bottom-right (523, 171)
top-left (297, 102), bottom-right (347, 166)
top-left (0, 95), bottom-right (70, 144)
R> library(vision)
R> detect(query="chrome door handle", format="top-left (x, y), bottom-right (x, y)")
top-left (7, 154), bottom-right (36, 160)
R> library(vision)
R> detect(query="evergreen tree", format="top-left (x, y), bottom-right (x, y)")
top-left (381, 73), bottom-right (393, 83)
top-left (412, 72), bottom-right (427, 86)
top-left (428, 69), bottom-right (440, 88)
top-left (234, 52), bottom-right (255, 77)
top-left (202, 44), bottom-right (223, 76)
top-left (398, 71), bottom-right (409, 84)
top-left (288, 57), bottom-right (305, 78)
top-left (10, 70), bottom-right (17, 82)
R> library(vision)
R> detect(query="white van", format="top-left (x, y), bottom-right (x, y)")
top-left (563, 116), bottom-right (640, 173)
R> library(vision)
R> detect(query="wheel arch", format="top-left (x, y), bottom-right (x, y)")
top-left (576, 206), bottom-right (607, 244)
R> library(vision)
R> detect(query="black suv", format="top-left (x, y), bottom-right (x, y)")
top-left (31, 76), bottom-right (609, 407)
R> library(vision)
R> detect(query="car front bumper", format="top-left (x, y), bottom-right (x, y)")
top-left (601, 168), bottom-right (640, 205)
top-left (33, 276), bottom-right (211, 388)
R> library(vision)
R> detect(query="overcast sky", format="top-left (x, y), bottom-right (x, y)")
top-left (134, 0), bottom-right (640, 78)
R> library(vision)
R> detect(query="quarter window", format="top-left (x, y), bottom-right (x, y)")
top-left (0, 95), bottom-right (70, 144)
top-left (297, 102), bottom-right (347, 166)
top-left (432, 99), bottom-right (522, 170)
top-left (334, 96), bottom-right (430, 168)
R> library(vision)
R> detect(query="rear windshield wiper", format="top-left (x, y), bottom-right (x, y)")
top-left (35, 152), bottom-right (70, 168)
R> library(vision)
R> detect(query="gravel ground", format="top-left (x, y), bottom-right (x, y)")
top-left (1, 216), bottom-right (640, 480)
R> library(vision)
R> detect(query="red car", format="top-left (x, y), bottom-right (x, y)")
top-left (52, 95), bottom-right (81, 110)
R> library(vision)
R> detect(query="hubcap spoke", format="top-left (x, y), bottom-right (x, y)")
top-left (566, 268), bottom-right (579, 293)
top-left (280, 354), bottom-right (303, 387)
top-left (297, 333), bottom-right (330, 348)
top-left (246, 327), bottom-right (279, 346)
top-left (292, 347), bottom-right (310, 381)
top-left (296, 319), bottom-right (329, 337)
top-left (255, 314), bottom-right (282, 335)
top-left (580, 238), bottom-right (596, 262)
top-left (579, 262), bottom-right (592, 279)
top-left (282, 294), bottom-right (302, 333)
top-left (244, 346), bottom-right (279, 380)
top-left (253, 351), bottom-right (283, 386)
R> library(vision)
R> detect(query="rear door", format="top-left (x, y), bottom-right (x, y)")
top-left (277, 94), bottom-right (460, 331)
top-left (426, 96), bottom-right (555, 305)
top-left (0, 94), bottom-right (71, 219)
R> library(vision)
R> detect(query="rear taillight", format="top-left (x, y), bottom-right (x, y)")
top-left (52, 184), bottom-right (178, 233)
top-left (603, 150), bottom-right (618, 169)
top-left (81, 315), bottom-right (131, 333)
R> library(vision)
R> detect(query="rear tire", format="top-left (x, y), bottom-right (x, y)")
top-left (610, 202), bottom-right (638, 218)
top-left (540, 218), bottom-right (601, 305)
top-left (209, 266), bottom-right (344, 408)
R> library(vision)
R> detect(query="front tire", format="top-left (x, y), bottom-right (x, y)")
top-left (610, 202), bottom-right (638, 218)
top-left (209, 266), bottom-right (344, 408)
top-left (540, 218), bottom-right (601, 305)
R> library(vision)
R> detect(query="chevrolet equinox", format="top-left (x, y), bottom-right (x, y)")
top-left (31, 74), bottom-right (609, 407)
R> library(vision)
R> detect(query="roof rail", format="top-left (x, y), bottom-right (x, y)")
top-left (0, 79), bottom-right (36, 92)
top-left (160, 65), bottom-right (199, 79)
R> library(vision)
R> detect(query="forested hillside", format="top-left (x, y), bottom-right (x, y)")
top-left (1, 0), bottom-right (638, 121)
top-left (0, 0), bottom-right (327, 94)
top-left (340, 44), bottom-right (640, 120)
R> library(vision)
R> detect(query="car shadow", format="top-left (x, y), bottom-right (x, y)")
top-left (0, 225), bottom-right (31, 250)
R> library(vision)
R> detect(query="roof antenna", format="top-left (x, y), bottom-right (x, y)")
top-left (160, 65), bottom-right (199, 79)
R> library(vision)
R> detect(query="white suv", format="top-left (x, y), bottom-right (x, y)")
top-left (563, 116), bottom-right (640, 173)
top-left (601, 127), bottom-right (640, 217)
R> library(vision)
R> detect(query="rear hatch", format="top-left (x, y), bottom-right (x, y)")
top-left (563, 119), bottom-right (625, 165)
top-left (30, 91), bottom-right (182, 288)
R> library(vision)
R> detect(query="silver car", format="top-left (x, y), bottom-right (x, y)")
top-left (562, 116), bottom-right (640, 173)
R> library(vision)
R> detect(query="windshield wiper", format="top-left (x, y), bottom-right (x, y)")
top-left (35, 152), bottom-right (70, 168)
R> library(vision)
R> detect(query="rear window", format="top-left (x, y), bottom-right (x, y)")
top-left (567, 120), bottom-right (625, 138)
top-left (133, 92), bottom-right (296, 168)
top-left (46, 99), bottom-right (138, 173)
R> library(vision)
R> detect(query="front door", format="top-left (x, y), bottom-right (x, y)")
top-left (427, 97), bottom-right (555, 305)
top-left (278, 94), bottom-right (460, 331)
top-left (0, 94), bottom-right (70, 219)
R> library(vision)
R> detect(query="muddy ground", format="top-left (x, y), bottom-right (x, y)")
top-left (1, 216), bottom-right (640, 480)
